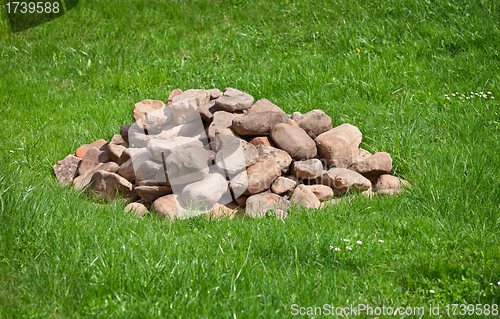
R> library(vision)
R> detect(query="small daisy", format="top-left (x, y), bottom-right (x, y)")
top-left (480, 92), bottom-right (484, 94)
top-left (456, 92), bottom-right (459, 94)
top-left (378, 240), bottom-right (384, 243)
top-left (329, 246), bottom-right (333, 249)
top-left (346, 246), bottom-right (352, 250)
top-left (466, 97), bottom-right (470, 99)
top-left (444, 94), bottom-right (448, 96)
top-left (488, 91), bottom-right (492, 94)
top-left (461, 94), bottom-right (465, 97)
top-left (475, 92), bottom-right (479, 95)
top-left (356, 241), bottom-right (362, 245)
top-left (459, 96), bottom-right (463, 99)
top-left (430, 290), bottom-right (435, 294)
top-left (335, 247), bottom-right (341, 251)
top-left (452, 93), bottom-right (456, 96)
top-left (471, 92), bottom-right (474, 95)
top-left (491, 97), bottom-right (495, 99)
top-left (342, 239), bottom-right (350, 242)
top-left (446, 97), bottom-right (450, 100)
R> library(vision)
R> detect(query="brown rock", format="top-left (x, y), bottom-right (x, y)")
top-left (255, 144), bottom-right (293, 173)
top-left (135, 160), bottom-right (162, 182)
top-left (232, 111), bottom-right (287, 136)
top-left (120, 125), bottom-right (130, 142)
top-left (315, 135), bottom-right (354, 168)
top-left (290, 159), bottom-right (324, 179)
top-left (270, 176), bottom-right (297, 195)
top-left (286, 118), bottom-right (301, 128)
top-left (73, 162), bottom-right (120, 191)
top-left (214, 88), bottom-right (254, 112)
top-left (248, 136), bottom-right (275, 147)
top-left (116, 158), bottom-right (136, 182)
top-left (269, 123), bottom-right (317, 160)
top-left (147, 139), bottom-right (182, 162)
top-left (304, 185), bottom-right (333, 201)
top-left (215, 139), bottom-right (259, 175)
top-left (125, 202), bottom-right (149, 217)
top-left (316, 123), bottom-right (362, 157)
top-left (110, 134), bottom-right (128, 147)
top-left (230, 159), bottom-right (282, 195)
top-left (181, 173), bottom-right (229, 210)
top-left (135, 185), bottom-right (172, 202)
top-left (170, 98), bottom-right (200, 125)
top-left (350, 152), bottom-right (392, 180)
top-left (295, 109), bottom-right (332, 139)
top-left (246, 98), bottom-right (286, 115)
top-left (78, 147), bottom-right (112, 176)
top-left (143, 105), bottom-right (173, 131)
top-left (199, 100), bottom-right (219, 123)
top-left (171, 89), bottom-right (210, 106)
top-left (86, 171), bottom-right (135, 202)
top-left (165, 147), bottom-right (210, 185)
top-left (128, 123), bottom-right (152, 148)
top-left (106, 143), bottom-right (126, 163)
top-left (208, 111), bottom-right (237, 140)
top-left (116, 148), bottom-right (132, 166)
top-left (234, 195), bottom-right (249, 207)
top-left (321, 168), bottom-right (371, 194)
top-left (290, 184), bottom-right (321, 209)
top-left (167, 88), bottom-right (183, 104)
top-left (206, 88), bottom-right (222, 100)
top-left (75, 139), bottom-right (107, 158)
top-left (245, 193), bottom-right (291, 218)
top-left (152, 194), bottom-right (185, 220)
top-left (53, 154), bottom-right (81, 186)
top-left (133, 99), bottom-right (165, 123)
top-left (374, 174), bottom-right (410, 195)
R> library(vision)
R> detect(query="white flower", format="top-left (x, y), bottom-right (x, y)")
top-left (430, 290), bottom-right (435, 293)
top-left (480, 92), bottom-right (484, 94)
top-left (446, 97), bottom-right (450, 100)
top-left (342, 239), bottom-right (350, 242)
top-left (335, 247), bottom-right (341, 251)
top-left (452, 93), bottom-right (456, 96)
top-left (356, 241), bottom-right (362, 245)
top-left (378, 240), bottom-right (384, 243)
top-left (488, 91), bottom-right (492, 94)
top-left (444, 94), bottom-right (448, 96)
top-left (466, 97), bottom-right (470, 99)
top-left (346, 246), bottom-right (352, 250)
top-left (329, 246), bottom-right (334, 249)
top-left (492, 97), bottom-right (495, 99)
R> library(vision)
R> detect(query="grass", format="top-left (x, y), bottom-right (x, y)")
top-left (1, 0), bottom-right (499, 317)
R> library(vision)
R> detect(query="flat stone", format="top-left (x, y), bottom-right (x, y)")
top-left (120, 125), bottom-right (130, 142)
top-left (147, 139), bottom-right (182, 161)
top-left (78, 147), bottom-right (112, 175)
top-left (171, 89), bottom-right (210, 106)
top-left (73, 162), bottom-right (120, 191)
top-left (215, 139), bottom-right (259, 175)
top-left (135, 185), bottom-right (172, 202)
top-left (53, 154), bottom-right (81, 186)
top-left (255, 144), bottom-right (293, 173)
top-left (208, 111), bottom-right (237, 140)
top-left (350, 152), bottom-right (392, 180)
top-left (245, 193), bottom-right (291, 218)
top-left (170, 98), bottom-right (200, 125)
top-left (291, 159), bottom-right (324, 180)
top-left (270, 123), bottom-right (317, 160)
top-left (152, 194), bottom-right (185, 220)
top-left (167, 88), bottom-right (183, 104)
top-left (135, 160), bottom-right (162, 182)
top-left (315, 135), bottom-right (354, 168)
top-left (133, 99), bottom-right (165, 123)
top-left (271, 176), bottom-right (297, 195)
top-left (247, 136), bottom-right (275, 147)
top-left (165, 147), bottom-right (210, 185)
top-left (290, 184), bottom-right (321, 209)
top-left (106, 143), bottom-right (127, 163)
top-left (143, 105), bottom-right (173, 131)
top-left (110, 134), bottom-right (128, 147)
top-left (321, 168), bottom-right (371, 194)
top-left (286, 118), bottom-right (300, 128)
top-left (75, 139), bottom-right (107, 158)
top-left (206, 88), bottom-right (222, 100)
top-left (86, 171), bottom-right (135, 202)
top-left (155, 121), bottom-right (201, 141)
top-left (214, 88), bottom-right (254, 112)
top-left (246, 98), bottom-right (286, 115)
top-left (303, 184), bottom-right (333, 201)
top-left (125, 202), bottom-right (149, 217)
top-left (181, 173), bottom-right (229, 210)
top-left (199, 100), bottom-right (219, 123)
top-left (231, 111), bottom-right (287, 136)
top-left (172, 136), bottom-right (205, 149)
top-left (316, 123), bottom-right (362, 157)
top-left (116, 148), bottom-right (131, 166)
top-left (294, 109), bottom-right (332, 139)
top-left (128, 123), bottom-right (152, 148)
top-left (230, 159), bottom-right (282, 195)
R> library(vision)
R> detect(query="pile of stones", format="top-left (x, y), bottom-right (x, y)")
top-left (53, 87), bottom-right (410, 220)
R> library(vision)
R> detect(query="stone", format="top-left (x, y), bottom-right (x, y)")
top-left (117, 158), bottom-right (135, 182)
top-left (155, 121), bottom-right (201, 141)
top-left (234, 194), bottom-right (249, 207)
top-left (321, 168), bottom-right (371, 194)
top-left (245, 193), bottom-right (291, 218)
top-left (215, 88), bottom-right (254, 112)
top-left (350, 152), bottom-right (392, 180)
top-left (231, 111), bottom-right (287, 136)
top-left (206, 88), bottom-right (222, 100)
top-left (170, 98), bottom-right (200, 125)
top-left (286, 118), bottom-right (301, 128)
top-left (291, 112), bottom-right (302, 121)
top-left (172, 136), bottom-right (205, 149)
top-left (86, 171), bottom-right (135, 202)
top-left (78, 147), bottom-right (111, 175)
top-left (290, 184), bottom-right (321, 209)
top-left (270, 176), bottom-right (297, 195)
top-left (165, 147), bottom-right (210, 185)
top-left (135, 185), bottom-right (172, 202)
top-left (125, 202), bottom-right (149, 217)
top-left (128, 123), bottom-right (152, 148)
top-left (374, 174), bottom-right (410, 195)
top-left (120, 125), bottom-right (130, 142)
top-left (210, 129), bottom-right (241, 152)
top-left (167, 88), bottom-right (183, 104)
top-left (106, 143), bottom-right (126, 163)
top-left (269, 123), bottom-right (317, 160)
top-left (215, 139), bottom-right (259, 175)
top-left (116, 148), bottom-right (131, 166)
top-left (208, 111), bottom-right (237, 140)
top-left (181, 173), bottom-right (228, 210)
top-left (171, 89), bottom-right (210, 106)
top-left (110, 134), bottom-right (128, 147)
top-left (73, 162), bottom-right (120, 191)
top-left (147, 139), bottom-right (182, 162)
top-left (294, 109), bottom-right (332, 139)
top-left (255, 144), bottom-right (293, 173)
top-left (230, 159), bottom-right (282, 195)
top-left (316, 123), bottom-right (362, 157)
top-left (135, 160), bottom-right (162, 182)
top-left (291, 159), bottom-right (324, 179)
top-left (247, 136), bottom-right (275, 147)
top-left (209, 202), bottom-right (239, 219)
top-left (315, 135), bottom-right (353, 168)
top-left (199, 100), bottom-right (219, 123)
top-left (53, 154), bottom-right (81, 186)
top-left (143, 105), bottom-right (173, 131)
top-left (246, 98), bottom-right (286, 115)
top-left (355, 148), bottom-right (372, 163)
top-left (152, 194), bottom-right (185, 220)
top-left (133, 99), bottom-right (165, 123)
top-left (303, 184), bottom-right (333, 201)
top-left (75, 139), bottom-right (107, 158)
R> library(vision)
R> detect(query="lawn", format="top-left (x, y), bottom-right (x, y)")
top-left (1, 0), bottom-right (499, 317)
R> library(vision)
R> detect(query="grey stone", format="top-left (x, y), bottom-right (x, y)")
top-left (269, 123), bottom-right (317, 160)
top-left (291, 159), bottom-right (324, 180)
top-left (295, 109), bottom-right (332, 139)
top-left (215, 88), bottom-right (254, 112)
top-left (181, 173), bottom-right (229, 210)
top-left (165, 147), bottom-right (210, 185)
top-left (231, 111), bottom-right (287, 136)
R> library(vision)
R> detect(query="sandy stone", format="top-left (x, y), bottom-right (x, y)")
top-left (350, 152), bottom-right (392, 180)
top-left (215, 88), bottom-right (254, 112)
top-left (86, 171), bottom-right (135, 202)
top-left (120, 125), bottom-right (130, 142)
top-left (78, 147), bottom-right (112, 175)
top-left (152, 194), bottom-right (185, 221)
top-left (207, 88), bottom-right (222, 100)
top-left (171, 89), bottom-right (210, 106)
top-left (73, 162), bottom-right (120, 191)
top-left (255, 144), bottom-right (293, 173)
top-left (271, 176), bottom-right (297, 195)
top-left (135, 160), bottom-right (162, 182)
top-left (230, 159), bottom-right (282, 196)
top-left (125, 202), bottom-right (149, 216)
top-left (133, 99), bottom-right (165, 123)
top-left (321, 168), bottom-right (371, 194)
top-left (199, 100), bottom-right (219, 123)
top-left (316, 123), bottom-right (362, 157)
top-left (291, 184), bottom-right (321, 209)
top-left (106, 143), bottom-right (126, 163)
top-left (135, 185), bottom-right (172, 202)
top-left (295, 109), bottom-right (332, 139)
top-left (232, 111), bottom-right (287, 136)
top-left (245, 193), bottom-right (291, 218)
top-left (315, 135), bottom-right (354, 168)
top-left (165, 147), bottom-right (210, 185)
top-left (147, 139), bottom-right (182, 162)
top-left (374, 174), bottom-right (410, 195)
top-left (53, 154), bottom-right (81, 186)
top-left (247, 136), bottom-right (275, 147)
top-left (208, 111), bottom-right (237, 140)
top-left (167, 88), bottom-right (183, 104)
top-left (246, 98), bottom-right (286, 115)
top-left (290, 159), bottom-right (324, 180)
top-left (269, 123), bottom-right (317, 160)
top-left (303, 184), bottom-right (334, 201)
top-left (170, 98), bottom-right (200, 125)
top-left (75, 139), bottom-right (108, 158)
top-left (215, 139), bottom-right (259, 175)
top-left (181, 173), bottom-right (229, 210)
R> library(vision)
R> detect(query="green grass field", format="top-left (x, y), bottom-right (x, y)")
top-left (1, 0), bottom-right (499, 317)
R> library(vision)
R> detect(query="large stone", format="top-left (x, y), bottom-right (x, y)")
top-left (374, 174), bottom-right (410, 195)
top-left (172, 136), bottom-right (205, 149)
top-left (116, 148), bottom-right (131, 166)
top-left (209, 202), bottom-right (240, 219)
top-left (215, 88), bottom-right (254, 112)
top-left (135, 185), bottom-right (172, 202)
top-left (208, 111), bottom-right (237, 140)
top-left (215, 139), bottom-right (259, 175)
top-left (246, 98), bottom-right (286, 116)
top-left (350, 152), bottom-right (392, 180)
top-left (78, 147), bottom-right (112, 176)
top-left (303, 185), bottom-right (333, 201)
top-left (231, 111), bottom-right (287, 136)
top-left (230, 159), bottom-right (282, 195)
top-left (181, 173), bottom-right (229, 210)
top-left (120, 125), bottom-right (130, 142)
top-left (315, 135), bottom-right (354, 168)
top-left (152, 194), bottom-right (185, 220)
top-left (290, 159), bottom-right (324, 180)
top-left (106, 143), bottom-right (127, 163)
top-left (269, 123), bottom-right (317, 160)
top-left (170, 98), bottom-right (200, 125)
top-left (245, 193), bottom-right (291, 218)
top-left (135, 160), bottom-right (162, 182)
top-left (165, 147), bottom-right (210, 185)
top-left (247, 136), bottom-right (275, 147)
top-left (154, 121), bottom-right (201, 141)
top-left (143, 105), bottom-right (173, 131)
top-left (110, 134), bottom-right (129, 147)
top-left (255, 144), bottom-right (293, 173)
top-left (53, 154), bottom-right (81, 186)
top-left (73, 162), bottom-right (120, 191)
top-left (167, 88), bottom-right (183, 104)
top-left (294, 109), bottom-right (332, 139)
top-left (270, 176), bottom-right (297, 196)
top-left (86, 171), bottom-right (135, 202)
top-left (133, 99), bottom-right (165, 123)
top-left (206, 88), bottom-right (222, 100)
top-left (290, 184), bottom-right (321, 209)
top-left (128, 123), bottom-right (152, 148)
top-left (147, 139), bottom-right (182, 161)
top-left (125, 202), bottom-right (149, 217)
top-left (316, 123), bottom-right (362, 157)
top-left (199, 100), bottom-right (219, 123)
top-left (75, 139), bottom-right (107, 158)
top-left (171, 89), bottom-right (210, 106)
top-left (321, 168), bottom-right (371, 194)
